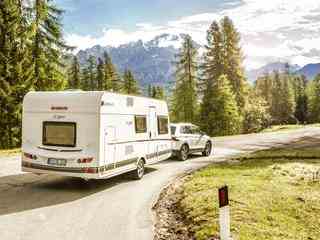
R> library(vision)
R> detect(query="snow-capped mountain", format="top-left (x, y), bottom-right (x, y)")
top-left (76, 34), bottom-right (320, 87)
top-left (76, 34), bottom-right (191, 87)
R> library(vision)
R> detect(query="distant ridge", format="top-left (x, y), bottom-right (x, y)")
top-left (246, 62), bottom-right (320, 82)
top-left (295, 63), bottom-right (320, 80)
top-left (246, 62), bottom-right (300, 82)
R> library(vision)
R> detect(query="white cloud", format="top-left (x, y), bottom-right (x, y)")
top-left (66, 34), bottom-right (98, 50)
top-left (66, 0), bottom-right (320, 69)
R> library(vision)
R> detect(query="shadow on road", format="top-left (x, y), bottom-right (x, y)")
top-left (0, 167), bottom-right (157, 216)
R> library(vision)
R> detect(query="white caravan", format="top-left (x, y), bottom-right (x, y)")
top-left (22, 91), bottom-right (172, 180)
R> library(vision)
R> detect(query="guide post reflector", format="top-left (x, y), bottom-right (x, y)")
top-left (218, 186), bottom-right (232, 240)
top-left (219, 186), bottom-right (229, 208)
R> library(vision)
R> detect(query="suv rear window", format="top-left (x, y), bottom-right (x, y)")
top-left (170, 126), bottom-right (176, 135)
top-left (180, 126), bottom-right (192, 134)
top-left (43, 121), bottom-right (76, 147)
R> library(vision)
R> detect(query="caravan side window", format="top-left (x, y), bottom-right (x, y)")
top-left (158, 116), bottom-right (168, 134)
top-left (135, 115), bottom-right (147, 133)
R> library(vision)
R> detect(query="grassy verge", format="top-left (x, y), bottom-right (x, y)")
top-left (261, 123), bottom-right (320, 133)
top-left (180, 147), bottom-right (320, 240)
top-left (0, 148), bottom-right (21, 157)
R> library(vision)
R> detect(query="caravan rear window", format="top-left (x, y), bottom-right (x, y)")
top-left (43, 122), bottom-right (76, 147)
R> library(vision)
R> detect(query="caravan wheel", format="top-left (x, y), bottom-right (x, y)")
top-left (131, 158), bottom-right (145, 180)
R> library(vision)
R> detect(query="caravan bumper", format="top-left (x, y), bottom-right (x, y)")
top-left (22, 161), bottom-right (101, 179)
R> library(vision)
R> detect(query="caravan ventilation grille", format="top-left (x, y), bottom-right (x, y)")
top-left (125, 145), bottom-right (134, 155)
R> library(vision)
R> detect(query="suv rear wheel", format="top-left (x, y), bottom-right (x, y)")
top-left (179, 144), bottom-right (189, 161)
top-left (202, 141), bottom-right (212, 157)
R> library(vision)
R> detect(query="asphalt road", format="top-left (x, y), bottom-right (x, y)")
top-left (0, 127), bottom-right (319, 240)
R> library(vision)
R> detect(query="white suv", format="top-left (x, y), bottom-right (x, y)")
top-left (170, 123), bottom-right (212, 161)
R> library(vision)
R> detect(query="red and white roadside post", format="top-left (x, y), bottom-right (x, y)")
top-left (218, 186), bottom-right (232, 240)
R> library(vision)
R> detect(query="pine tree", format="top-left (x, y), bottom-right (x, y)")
top-left (199, 21), bottom-right (224, 130)
top-left (199, 21), bottom-right (224, 95)
top-left (201, 75), bottom-right (242, 136)
top-left (244, 90), bottom-right (271, 133)
top-left (122, 69), bottom-right (140, 95)
top-left (155, 86), bottom-right (165, 99)
top-left (308, 74), bottom-right (320, 123)
top-left (81, 67), bottom-right (90, 91)
top-left (151, 86), bottom-right (157, 98)
top-left (102, 52), bottom-right (112, 90)
top-left (171, 35), bottom-right (198, 123)
top-left (68, 56), bottom-right (81, 89)
top-left (280, 73), bottom-right (296, 123)
top-left (270, 70), bottom-right (295, 124)
top-left (85, 55), bottom-right (96, 90)
top-left (147, 84), bottom-right (152, 97)
top-left (0, 0), bottom-right (33, 148)
top-left (293, 75), bottom-right (308, 123)
top-left (103, 51), bottom-right (122, 92)
top-left (31, 0), bottom-right (71, 91)
top-left (220, 16), bottom-right (248, 112)
top-left (110, 68), bottom-right (122, 92)
top-left (270, 70), bottom-right (282, 124)
top-left (149, 85), bottom-right (165, 99)
top-left (255, 72), bottom-right (273, 106)
top-left (96, 57), bottom-right (104, 90)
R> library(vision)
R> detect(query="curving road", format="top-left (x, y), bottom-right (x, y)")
top-left (0, 127), bottom-right (319, 240)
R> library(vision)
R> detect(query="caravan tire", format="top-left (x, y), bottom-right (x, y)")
top-left (131, 158), bottom-right (145, 180)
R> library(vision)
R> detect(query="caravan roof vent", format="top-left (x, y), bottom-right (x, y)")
top-left (127, 97), bottom-right (134, 107)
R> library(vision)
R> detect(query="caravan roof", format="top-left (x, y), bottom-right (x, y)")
top-left (23, 91), bottom-right (168, 114)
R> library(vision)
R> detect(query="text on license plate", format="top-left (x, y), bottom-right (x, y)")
top-left (48, 158), bottom-right (67, 166)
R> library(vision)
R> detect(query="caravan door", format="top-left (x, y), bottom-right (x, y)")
top-left (148, 106), bottom-right (158, 161)
top-left (104, 126), bottom-right (117, 169)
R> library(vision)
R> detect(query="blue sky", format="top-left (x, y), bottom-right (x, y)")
top-left (56, 0), bottom-right (241, 36)
top-left (57, 0), bottom-right (320, 69)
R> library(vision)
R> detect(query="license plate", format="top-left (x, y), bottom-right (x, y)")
top-left (48, 158), bottom-right (67, 166)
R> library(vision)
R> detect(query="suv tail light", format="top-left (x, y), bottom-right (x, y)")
top-left (23, 152), bottom-right (38, 160)
top-left (172, 136), bottom-right (179, 141)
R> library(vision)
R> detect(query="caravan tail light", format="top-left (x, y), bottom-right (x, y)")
top-left (77, 157), bottom-right (93, 164)
top-left (23, 152), bottom-right (38, 160)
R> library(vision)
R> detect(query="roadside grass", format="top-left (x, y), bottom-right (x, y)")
top-left (261, 123), bottom-right (320, 133)
top-left (180, 147), bottom-right (320, 240)
top-left (0, 148), bottom-right (21, 157)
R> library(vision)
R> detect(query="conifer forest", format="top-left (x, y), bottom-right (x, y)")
top-left (1, 1), bottom-right (319, 149)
